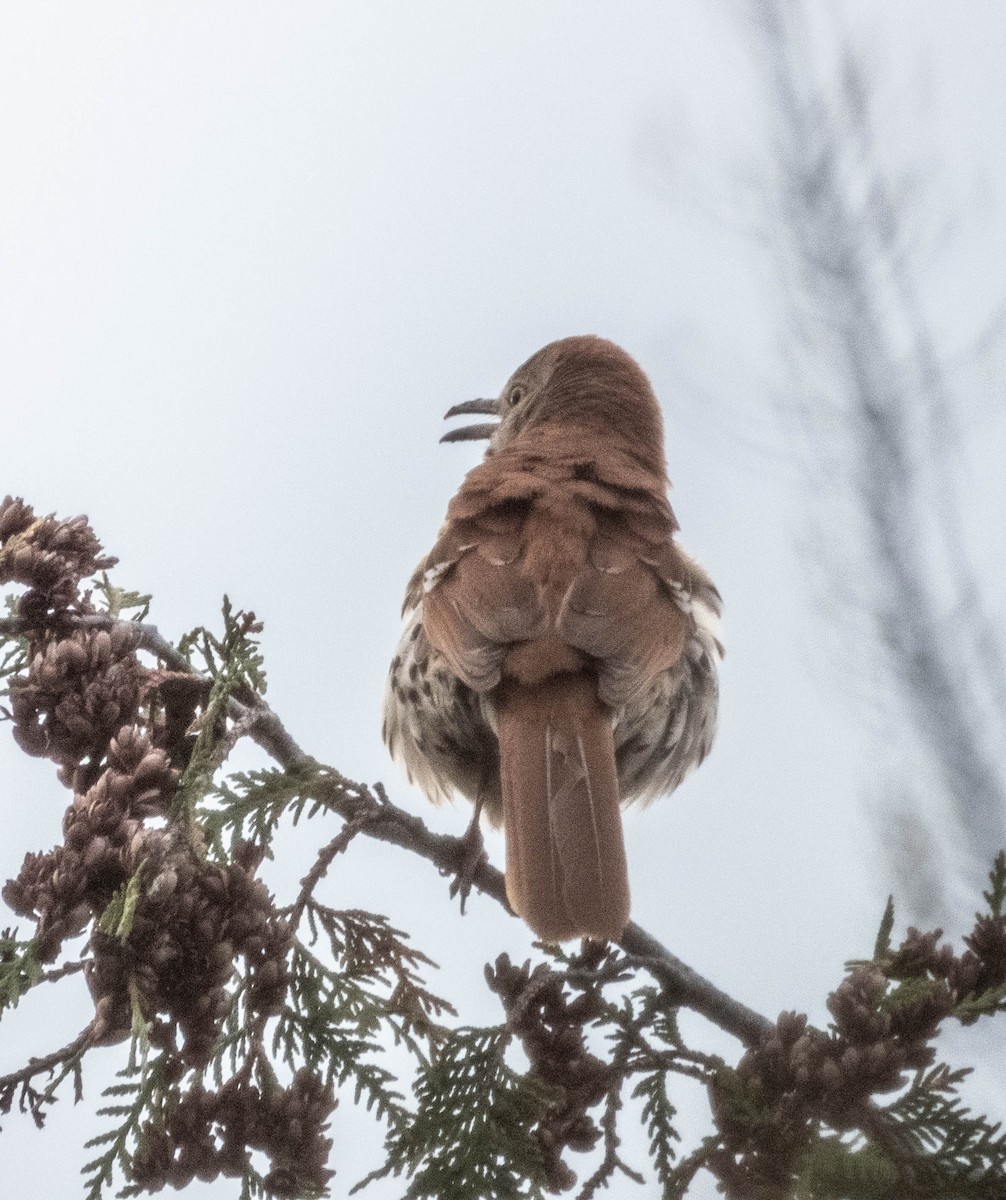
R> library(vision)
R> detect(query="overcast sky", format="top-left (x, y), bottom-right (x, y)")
top-left (2, 4), bottom-right (1005, 1197)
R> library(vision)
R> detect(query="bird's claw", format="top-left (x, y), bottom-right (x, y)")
top-left (447, 802), bottom-right (488, 914)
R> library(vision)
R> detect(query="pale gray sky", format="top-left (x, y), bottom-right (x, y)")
top-left (2, 4), bottom-right (1005, 1196)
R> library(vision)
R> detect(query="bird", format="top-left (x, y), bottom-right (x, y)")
top-left (383, 336), bottom-right (722, 943)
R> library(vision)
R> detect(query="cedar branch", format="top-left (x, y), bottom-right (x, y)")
top-left (0, 612), bottom-right (774, 1047)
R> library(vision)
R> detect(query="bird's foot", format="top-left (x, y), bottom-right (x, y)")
top-left (447, 798), bottom-right (488, 915)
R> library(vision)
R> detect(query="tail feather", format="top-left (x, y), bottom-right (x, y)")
top-left (495, 674), bottom-right (630, 942)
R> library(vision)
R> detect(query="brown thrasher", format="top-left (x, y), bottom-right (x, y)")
top-left (383, 336), bottom-right (722, 942)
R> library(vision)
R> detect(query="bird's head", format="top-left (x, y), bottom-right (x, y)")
top-left (442, 336), bottom-right (666, 476)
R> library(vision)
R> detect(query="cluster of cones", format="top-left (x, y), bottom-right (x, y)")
top-left (0, 496), bottom-right (333, 1194)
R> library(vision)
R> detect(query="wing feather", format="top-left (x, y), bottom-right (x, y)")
top-left (558, 513), bottom-right (691, 709)
top-left (420, 502), bottom-right (547, 692)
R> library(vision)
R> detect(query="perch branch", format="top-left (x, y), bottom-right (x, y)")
top-left (0, 611), bottom-right (776, 1048)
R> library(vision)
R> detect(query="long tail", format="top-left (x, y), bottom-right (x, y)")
top-left (495, 673), bottom-right (630, 942)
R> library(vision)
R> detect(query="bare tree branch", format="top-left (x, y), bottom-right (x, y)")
top-left (745, 1), bottom-right (1006, 904)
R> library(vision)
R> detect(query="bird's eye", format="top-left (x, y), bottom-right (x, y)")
top-left (508, 386), bottom-right (524, 407)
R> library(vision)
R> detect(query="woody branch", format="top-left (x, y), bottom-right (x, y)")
top-left (0, 608), bottom-right (771, 1047)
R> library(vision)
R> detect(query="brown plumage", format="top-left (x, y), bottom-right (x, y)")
top-left (383, 336), bottom-right (723, 942)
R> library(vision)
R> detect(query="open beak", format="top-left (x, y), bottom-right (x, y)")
top-left (441, 397), bottom-right (500, 443)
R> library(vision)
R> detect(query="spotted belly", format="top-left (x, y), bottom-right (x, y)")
top-left (383, 589), bottom-right (721, 819)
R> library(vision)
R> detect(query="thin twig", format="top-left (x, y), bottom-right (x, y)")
top-left (37, 959), bottom-right (88, 986)
top-left (577, 1045), bottom-right (645, 1199)
top-left (0, 1027), bottom-right (91, 1095)
top-left (287, 803), bottom-right (396, 928)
